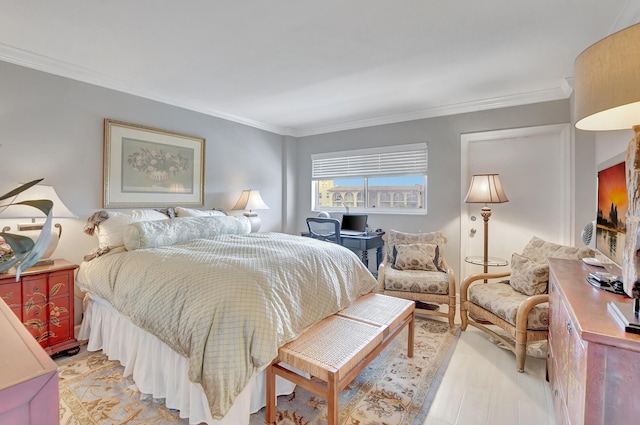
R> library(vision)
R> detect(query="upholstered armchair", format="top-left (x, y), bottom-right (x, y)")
top-left (378, 230), bottom-right (456, 328)
top-left (460, 236), bottom-right (594, 372)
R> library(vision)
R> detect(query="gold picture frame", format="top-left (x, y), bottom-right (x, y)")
top-left (103, 119), bottom-right (205, 208)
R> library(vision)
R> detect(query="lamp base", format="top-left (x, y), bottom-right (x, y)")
top-left (34, 258), bottom-right (55, 267)
top-left (243, 212), bottom-right (262, 233)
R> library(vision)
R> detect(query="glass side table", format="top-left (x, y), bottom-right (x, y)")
top-left (465, 256), bottom-right (508, 283)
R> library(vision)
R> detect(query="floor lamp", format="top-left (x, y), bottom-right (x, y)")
top-left (464, 173), bottom-right (509, 274)
top-left (574, 22), bottom-right (640, 330)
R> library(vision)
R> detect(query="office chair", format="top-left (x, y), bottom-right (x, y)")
top-left (306, 217), bottom-right (341, 244)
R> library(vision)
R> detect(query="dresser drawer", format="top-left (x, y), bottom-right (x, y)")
top-left (48, 270), bottom-right (71, 299)
top-left (0, 281), bottom-right (22, 307)
top-left (22, 275), bottom-right (48, 302)
top-left (48, 316), bottom-right (72, 346)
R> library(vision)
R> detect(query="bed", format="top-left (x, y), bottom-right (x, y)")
top-left (76, 211), bottom-right (378, 424)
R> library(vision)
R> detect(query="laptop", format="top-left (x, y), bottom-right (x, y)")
top-left (340, 214), bottom-right (368, 236)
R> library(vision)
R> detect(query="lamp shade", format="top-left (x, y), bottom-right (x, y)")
top-left (0, 184), bottom-right (77, 219)
top-left (464, 174), bottom-right (509, 204)
top-left (231, 189), bottom-right (270, 212)
top-left (575, 23), bottom-right (640, 131)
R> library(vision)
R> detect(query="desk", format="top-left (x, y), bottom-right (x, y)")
top-left (301, 232), bottom-right (385, 269)
top-left (340, 232), bottom-right (385, 269)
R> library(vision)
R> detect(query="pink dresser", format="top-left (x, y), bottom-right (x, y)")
top-left (548, 258), bottom-right (640, 425)
top-left (0, 296), bottom-right (58, 424)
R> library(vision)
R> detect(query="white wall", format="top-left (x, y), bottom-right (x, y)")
top-left (0, 61), bottom-right (286, 325)
top-left (295, 100), bottom-right (595, 280)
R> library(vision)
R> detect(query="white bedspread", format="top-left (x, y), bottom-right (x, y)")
top-left (76, 232), bottom-right (377, 419)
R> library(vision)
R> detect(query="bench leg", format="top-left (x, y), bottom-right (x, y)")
top-left (327, 373), bottom-right (339, 425)
top-left (407, 312), bottom-right (415, 358)
top-left (266, 362), bottom-right (276, 424)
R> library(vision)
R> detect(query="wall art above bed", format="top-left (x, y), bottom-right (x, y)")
top-left (103, 119), bottom-right (205, 208)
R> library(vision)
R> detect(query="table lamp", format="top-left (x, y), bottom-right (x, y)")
top-left (464, 173), bottom-right (509, 274)
top-left (0, 184), bottom-right (77, 266)
top-left (231, 189), bottom-right (269, 232)
top-left (574, 22), bottom-right (640, 331)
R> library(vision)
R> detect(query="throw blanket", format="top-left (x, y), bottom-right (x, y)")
top-left (76, 232), bottom-right (377, 419)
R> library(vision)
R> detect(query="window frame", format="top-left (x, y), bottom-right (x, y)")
top-left (311, 143), bottom-right (428, 215)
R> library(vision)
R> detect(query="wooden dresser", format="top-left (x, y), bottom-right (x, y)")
top-left (0, 259), bottom-right (79, 356)
top-left (548, 258), bottom-right (640, 425)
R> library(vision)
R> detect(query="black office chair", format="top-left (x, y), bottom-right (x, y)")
top-left (306, 217), bottom-right (341, 244)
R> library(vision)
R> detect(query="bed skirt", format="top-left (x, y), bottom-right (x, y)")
top-left (78, 294), bottom-right (298, 425)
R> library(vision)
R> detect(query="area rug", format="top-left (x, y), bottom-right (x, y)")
top-left (58, 316), bottom-right (459, 425)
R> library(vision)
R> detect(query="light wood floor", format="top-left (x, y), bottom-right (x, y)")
top-left (423, 317), bottom-right (555, 425)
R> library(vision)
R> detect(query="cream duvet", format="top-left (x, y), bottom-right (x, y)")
top-left (76, 232), bottom-right (377, 419)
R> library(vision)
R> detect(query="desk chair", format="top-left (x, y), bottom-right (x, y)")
top-left (306, 217), bottom-right (341, 244)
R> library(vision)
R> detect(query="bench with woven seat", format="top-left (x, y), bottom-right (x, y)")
top-left (265, 293), bottom-right (415, 425)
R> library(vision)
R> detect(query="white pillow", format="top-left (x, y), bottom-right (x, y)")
top-left (175, 206), bottom-right (226, 217)
top-left (96, 210), bottom-right (168, 249)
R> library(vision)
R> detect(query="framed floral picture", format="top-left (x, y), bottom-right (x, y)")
top-left (103, 119), bottom-right (205, 208)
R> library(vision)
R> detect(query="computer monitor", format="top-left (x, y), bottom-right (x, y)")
top-left (341, 214), bottom-right (368, 233)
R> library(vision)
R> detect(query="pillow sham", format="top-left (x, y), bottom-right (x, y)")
top-left (521, 236), bottom-right (594, 264)
top-left (387, 230), bottom-right (446, 267)
top-left (509, 253), bottom-right (549, 295)
top-left (175, 206), bottom-right (227, 217)
top-left (391, 243), bottom-right (440, 271)
top-left (95, 209), bottom-right (169, 249)
top-left (123, 215), bottom-right (251, 250)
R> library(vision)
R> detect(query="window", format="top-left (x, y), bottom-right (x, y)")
top-left (311, 143), bottom-right (427, 214)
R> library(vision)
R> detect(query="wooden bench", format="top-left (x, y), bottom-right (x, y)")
top-left (266, 293), bottom-right (415, 425)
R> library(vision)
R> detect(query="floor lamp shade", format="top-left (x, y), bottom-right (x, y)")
top-left (231, 189), bottom-right (269, 232)
top-left (574, 22), bottom-right (640, 323)
top-left (464, 174), bottom-right (509, 204)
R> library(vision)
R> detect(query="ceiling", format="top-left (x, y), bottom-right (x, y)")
top-left (1, 1), bottom-right (639, 137)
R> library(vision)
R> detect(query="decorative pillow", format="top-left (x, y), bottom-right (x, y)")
top-left (392, 243), bottom-right (440, 271)
top-left (95, 210), bottom-right (169, 249)
top-left (175, 206), bottom-right (227, 217)
top-left (123, 216), bottom-right (251, 250)
top-left (521, 236), bottom-right (594, 264)
top-left (387, 230), bottom-right (446, 267)
top-left (509, 253), bottom-right (549, 295)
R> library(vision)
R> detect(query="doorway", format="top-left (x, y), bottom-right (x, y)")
top-left (459, 124), bottom-right (572, 278)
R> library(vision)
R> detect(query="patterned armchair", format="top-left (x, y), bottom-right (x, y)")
top-left (378, 230), bottom-right (456, 328)
top-left (460, 236), bottom-right (594, 372)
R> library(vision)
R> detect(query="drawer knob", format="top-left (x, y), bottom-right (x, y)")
top-left (566, 321), bottom-right (573, 335)
top-left (554, 389), bottom-right (558, 397)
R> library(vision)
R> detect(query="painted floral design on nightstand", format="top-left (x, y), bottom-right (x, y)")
top-left (23, 281), bottom-right (68, 343)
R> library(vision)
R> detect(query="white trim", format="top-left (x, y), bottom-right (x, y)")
top-left (459, 124), bottom-right (572, 276)
top-left (0, 42), bottom-right (574, 138)
top-left (294, 85), bottom-right (572, 137)
top-left (0, 43), bottom-right (287, 136)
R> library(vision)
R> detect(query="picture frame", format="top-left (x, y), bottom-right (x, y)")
top-left (103, 119), bottom-right (205, 208)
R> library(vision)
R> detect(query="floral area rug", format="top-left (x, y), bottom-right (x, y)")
top-left (58, 316), bottom-right (459, 425)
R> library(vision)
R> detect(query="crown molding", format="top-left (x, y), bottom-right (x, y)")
top-left (0, 42), bottom-right (574, 139)
top-left (0, 43), bottom-right (286, 136)
top-left (291, 85), bottom-right (572, 137)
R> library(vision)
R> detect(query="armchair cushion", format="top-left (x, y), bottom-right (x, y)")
top-left (509, 253), bottom-right (549, 295)
top-left (387, 230), bottom-right (446, 268)
top-left (384, 267), bottom-right (450, 295)
top-left (469, 282), bottom-right (548, 330)
top-left (521, 236), bottom-right (594, 263)
top-left (392, 243), bottom-right (440, 271)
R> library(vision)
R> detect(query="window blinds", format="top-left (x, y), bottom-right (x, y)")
top-left (311, 143), bottom-right (427, 180)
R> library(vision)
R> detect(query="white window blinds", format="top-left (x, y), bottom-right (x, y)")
top-left (311, 143), bottom-right (428, 179)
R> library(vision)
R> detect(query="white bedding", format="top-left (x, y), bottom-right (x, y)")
top-left (77, 231), bottom-right (377, 421)
top-left (79, 295), bottom-right (300, 425)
